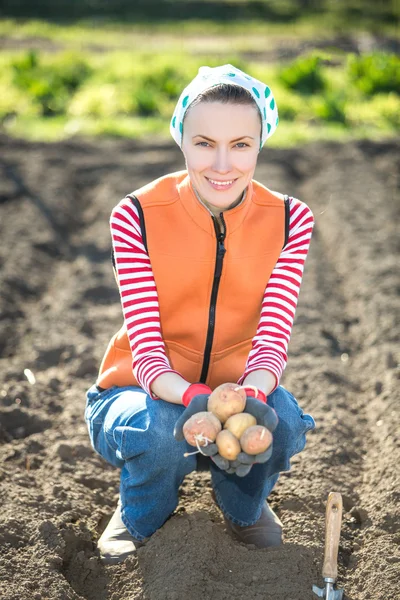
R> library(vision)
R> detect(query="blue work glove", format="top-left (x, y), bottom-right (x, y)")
top-left (228, 396), bottom-right (278, 477)
top-left (173, 385), bottom-right (231, 471)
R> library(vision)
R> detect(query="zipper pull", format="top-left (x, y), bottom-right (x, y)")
top-left (215, 238), bottom-right (226, 278)
top-left (219, 213), bottom-right (227, 241)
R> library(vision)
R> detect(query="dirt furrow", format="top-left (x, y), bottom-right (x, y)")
top-left (305, 142), bottom-right (400, 599)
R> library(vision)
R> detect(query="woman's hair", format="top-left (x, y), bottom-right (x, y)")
top-left (183, 83), bottom-right (262, 129)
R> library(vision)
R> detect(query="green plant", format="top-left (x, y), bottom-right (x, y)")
top-left (134, 88), bottom-right (160, 116)
top-left (346, 93), bottom-right (400, 130)
top-left (347, 53), bottom-right (400, 96)
top-left (11, 50), bottom-right (92, 116)
top-left (275, 93), bottom-right (305, 121)
top-left (68, 83), bottom-right (124, 117)
top-left (381, 93), bottom-right (400, 128)
top-left (313, 92), bottom-right (347, 124)
top-left (279, 54), bottom-right (325, 95)
top-left (142, 65), bottom-right (187, 100)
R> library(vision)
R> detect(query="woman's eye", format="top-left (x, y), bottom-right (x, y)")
top-left (195, 141), bottom-right (249, 148)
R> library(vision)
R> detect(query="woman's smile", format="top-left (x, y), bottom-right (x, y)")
top-left (205, 176), bottom-right (238, 191)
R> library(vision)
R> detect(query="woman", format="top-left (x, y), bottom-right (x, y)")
top-left (85, 64), bottom-right (316, 564)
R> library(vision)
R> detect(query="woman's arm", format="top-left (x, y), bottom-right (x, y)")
top-left (111, 199), bottom-right (189, 402)
top-left (238, 197), bottom-right (314, 393)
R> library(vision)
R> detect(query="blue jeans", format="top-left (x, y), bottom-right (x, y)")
top-left (84, 384), bottom-right (315, 541)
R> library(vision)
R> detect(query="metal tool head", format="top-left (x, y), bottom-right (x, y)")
top-left (312, 581), bottom-right (344, 600)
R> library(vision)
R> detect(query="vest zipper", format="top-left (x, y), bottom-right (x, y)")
top-left (200, 214), bottom-right (226, 383)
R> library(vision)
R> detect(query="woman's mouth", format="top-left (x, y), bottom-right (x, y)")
top-left (206, 177), bottom-right (237, 191)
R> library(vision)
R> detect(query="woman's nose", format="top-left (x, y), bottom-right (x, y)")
top-left (213, 149), bottom-right (231, 173)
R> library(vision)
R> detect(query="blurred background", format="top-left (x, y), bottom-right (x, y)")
top-left (0, 0), bottom-right (399, 146)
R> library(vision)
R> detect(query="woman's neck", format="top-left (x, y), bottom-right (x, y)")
top-left (192, 186), bottom-right (247, 219)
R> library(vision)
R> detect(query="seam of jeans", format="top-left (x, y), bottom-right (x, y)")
top-left (213, 486), bottom-right (262, 528)
top-left (85, 403), bottom-right (105, 426)
top-left (104, 428), bottom-right (119, 453)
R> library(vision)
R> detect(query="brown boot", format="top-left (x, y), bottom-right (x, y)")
top-left (97, 501), bottom-right (145, 564)
top-left (223, 501), bottom-right (283, 548)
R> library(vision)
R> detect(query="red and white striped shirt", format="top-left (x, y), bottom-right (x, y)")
top-left (111, 193), bottom-right (314, 397)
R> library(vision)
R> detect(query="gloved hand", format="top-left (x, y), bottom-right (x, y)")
top-left (173, 384), bottom-right (232, 471)
top-left (228, 396), bottom-right (278, 477)
top-left (173, 384), bottom-right (279, 476)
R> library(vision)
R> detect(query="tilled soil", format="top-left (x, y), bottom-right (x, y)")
top-left (0, 134), bottom-right (399, 600)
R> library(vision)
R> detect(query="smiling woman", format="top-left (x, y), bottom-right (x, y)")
top-left (84, 63), bottom-right (316, 565)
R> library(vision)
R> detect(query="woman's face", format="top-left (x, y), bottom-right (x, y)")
top-left (181, 101), bottom-right (261, 216)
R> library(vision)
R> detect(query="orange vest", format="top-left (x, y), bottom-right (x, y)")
top-left (97, 171), bottom-right (288, 391)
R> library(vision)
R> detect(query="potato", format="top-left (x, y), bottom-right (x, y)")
top-left (216, 430), bottom-right (241, 461)
top-left (240, 425), bottom-right (273, 455)
top-left (207, 383), bottom-right (247, 423)
top-left (183, 411), bottom-right (222, 447)
top-left (224, 413), bottom-right (257, 439)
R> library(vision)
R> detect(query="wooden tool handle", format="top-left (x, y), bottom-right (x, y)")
top-left (322, 492), bottom-right (343, 579)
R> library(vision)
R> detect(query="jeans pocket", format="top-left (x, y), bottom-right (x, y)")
top-left (85, 386), bottom-right (117, 421)
top-left (85, 400), bottom-right (103, 428)
top-left (112, 425), bottom-right (149, 462)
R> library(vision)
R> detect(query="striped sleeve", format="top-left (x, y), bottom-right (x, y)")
top-left (238, 197), bottom-right (314, 391)
top-left (110, 199), bottom-right (179, 398)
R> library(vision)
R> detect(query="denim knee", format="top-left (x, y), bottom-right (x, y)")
top-left (267, 386), bottom-right (316, 472)
top-left (209, 386), bottom-right (315, 526)
top-left (126, 421), bottom-right (194, 483)
top-left (116, 398), bottom-right (196, 538)
top-left (97, 392), bottom-right (195, 484)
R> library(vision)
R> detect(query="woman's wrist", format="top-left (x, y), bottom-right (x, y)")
top-left (242, 369), bottom-right (277, 397)
top-left (150, 372), bottom-right (192, 405)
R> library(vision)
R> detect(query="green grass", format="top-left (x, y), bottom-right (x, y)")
top-left (2, 114), bottom-right (167, 142)
top-left (1, 34), bottom-right (399, 147)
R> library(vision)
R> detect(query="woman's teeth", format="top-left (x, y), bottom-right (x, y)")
top-left (208, 179), bottom-right (234, 186)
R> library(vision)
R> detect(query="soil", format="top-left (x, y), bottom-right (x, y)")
top-left (0, 134), bottom-right (399, 600)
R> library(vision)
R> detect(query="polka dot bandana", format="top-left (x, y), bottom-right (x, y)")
top-left (170, 64), bottom-right (278, 149)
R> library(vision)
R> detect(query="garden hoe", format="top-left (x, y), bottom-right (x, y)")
top-left (312, 492), bottom-right (344, 600)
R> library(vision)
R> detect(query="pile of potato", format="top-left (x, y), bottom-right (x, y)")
top-left (183, 383), bottom-right (272, 460)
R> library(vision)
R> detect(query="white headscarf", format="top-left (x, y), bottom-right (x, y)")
top-left (170, 64), bottom-right (278, 149)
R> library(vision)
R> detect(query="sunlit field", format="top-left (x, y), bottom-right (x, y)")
top-left (1, 17), bottom-right (399, 145)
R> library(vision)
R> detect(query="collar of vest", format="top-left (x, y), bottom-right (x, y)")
top-left (177, 173), bottom-right (254, 237)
